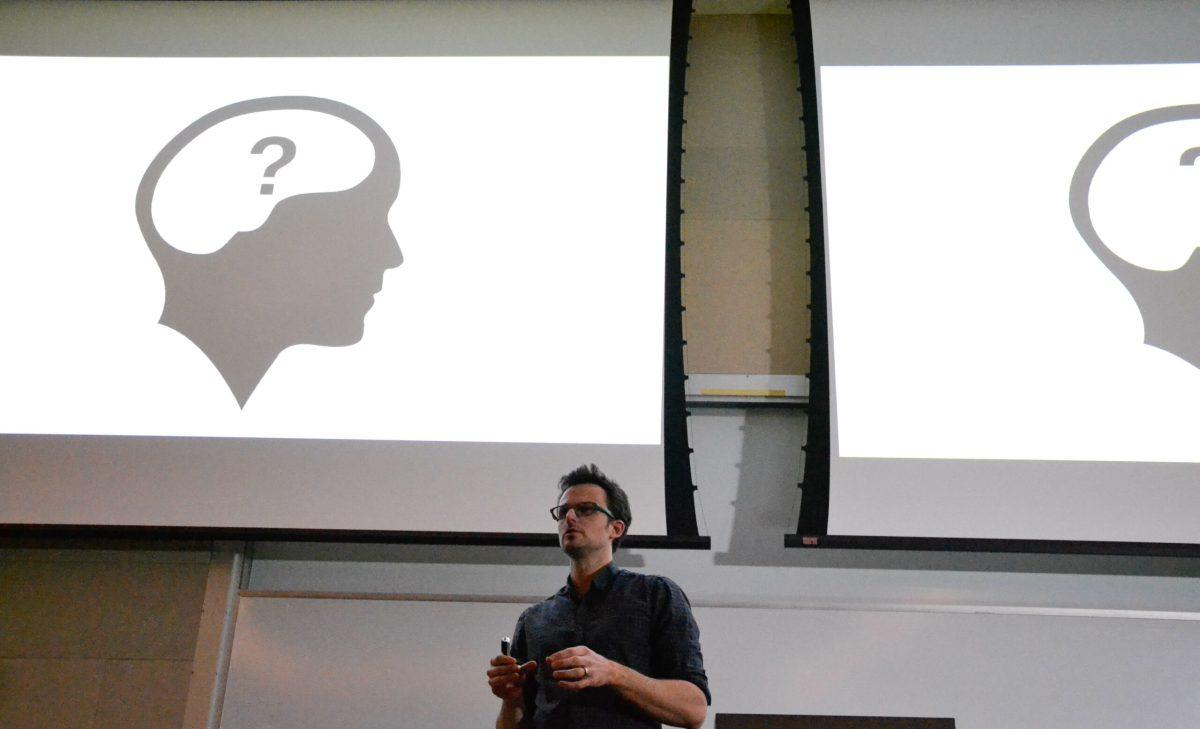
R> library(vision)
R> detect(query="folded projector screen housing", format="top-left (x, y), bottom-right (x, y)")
top-left (797, 0), bottom-right (1200, 550)
top-left (0, 0), bottom-right (696, 541)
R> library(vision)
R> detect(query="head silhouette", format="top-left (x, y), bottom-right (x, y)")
top-left (1070, 104), bottom-right (1200, 370)
top-left (136, 96), bottom-right (402, 407)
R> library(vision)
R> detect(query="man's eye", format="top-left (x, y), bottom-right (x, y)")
top-left (576, 505), bottom-right (596, 516)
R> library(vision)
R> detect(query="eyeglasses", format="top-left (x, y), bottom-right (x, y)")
top-left (549, 501), bottom-right (616, 522)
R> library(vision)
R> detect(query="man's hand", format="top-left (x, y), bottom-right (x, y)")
top-left (546, 646), bottom-right (620, 691)
top-left (487, 655), bottom-right (536, 703)
top-left (547, 645), bottom-right (707, 729)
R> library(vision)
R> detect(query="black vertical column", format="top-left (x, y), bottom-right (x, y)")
top-left (791, 0), bottom-right (832, 538)
top-left (663, 0), bottom-right (699, 538)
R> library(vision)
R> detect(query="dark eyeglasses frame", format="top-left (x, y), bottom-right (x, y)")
top-left (550, 501), bottom-right (617, 522)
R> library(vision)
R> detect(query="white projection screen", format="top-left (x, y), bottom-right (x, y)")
top-left (0, 0), bottom-right (697, 541)
top-left (800, 0), bottom-right (1200, 550)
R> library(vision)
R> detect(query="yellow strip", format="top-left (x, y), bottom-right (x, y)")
top-left (698, 388), bottom-right (787, 397)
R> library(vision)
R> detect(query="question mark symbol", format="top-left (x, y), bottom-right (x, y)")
top-left (250, 136), bottom-right (297, 195)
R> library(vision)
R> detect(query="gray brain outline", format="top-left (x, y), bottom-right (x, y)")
top-left (1070, 104), bottom-right (1200, 371)
top-left (136, 96), bottom-right (403, 408)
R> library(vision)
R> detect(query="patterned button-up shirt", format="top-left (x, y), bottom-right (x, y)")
top-left (511, 562), bottom-right (710, 728)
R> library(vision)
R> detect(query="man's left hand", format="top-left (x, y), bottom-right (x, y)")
top-left (546, 646), bottom-right (622, 691)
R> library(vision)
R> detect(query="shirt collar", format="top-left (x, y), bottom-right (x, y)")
top-left (564, 561), bottom-right (619, 600)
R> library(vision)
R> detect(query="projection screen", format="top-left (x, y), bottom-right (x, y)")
top-left (0, 0), bottom-right (696, 541)
top-left (799, 0), bottom-right (1200, 548)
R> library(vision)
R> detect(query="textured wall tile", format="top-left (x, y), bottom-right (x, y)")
top-left (0, 563), bottom-right (110, 658)
top-left (0, 658), bottom-right (104, 729)
top-left (92, 660), bottom-right (192, 729)
top-left (683, 219), bottom-right (810, 374)
top-left (0, 561), bottom-right (206, 661)
top-left (683, 145), bottom-right (806, 222)
top-left (96, 564), bottom-right (207, 661)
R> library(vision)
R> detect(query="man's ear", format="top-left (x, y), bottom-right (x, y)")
top-left (609, 520), bottom-right (626, 541)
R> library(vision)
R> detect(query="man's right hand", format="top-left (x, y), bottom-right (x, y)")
top-left (488, 655), bottom-right (537, 704)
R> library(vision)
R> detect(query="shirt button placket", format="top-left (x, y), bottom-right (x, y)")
top-left (575, 597), bottom-right (587, 645)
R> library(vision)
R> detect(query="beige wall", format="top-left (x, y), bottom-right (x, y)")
top-left (682, 15), bottom-right (810, 375)
top-left (0, 547), bottom-right (208, 729)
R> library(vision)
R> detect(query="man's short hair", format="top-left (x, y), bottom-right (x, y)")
top-left (558, 463), bottom-right (632, 552)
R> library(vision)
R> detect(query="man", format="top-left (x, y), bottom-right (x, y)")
top-left (487, 464), bottom-right (709, 729)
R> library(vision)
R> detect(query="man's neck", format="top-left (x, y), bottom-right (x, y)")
top-left (569, 553), bottom-right (613, 598)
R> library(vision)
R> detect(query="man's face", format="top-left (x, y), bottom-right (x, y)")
top-left (556, 484), bottom-right (624, 558)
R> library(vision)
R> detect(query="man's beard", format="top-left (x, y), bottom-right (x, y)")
top-left (561, 541), bottom-right (586, 559)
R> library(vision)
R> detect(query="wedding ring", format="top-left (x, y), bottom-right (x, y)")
top-left (583, 666), bottom-right (589, 678)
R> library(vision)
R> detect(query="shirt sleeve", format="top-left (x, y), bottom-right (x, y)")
top-left (649, 576), bottom-right (711, 705)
